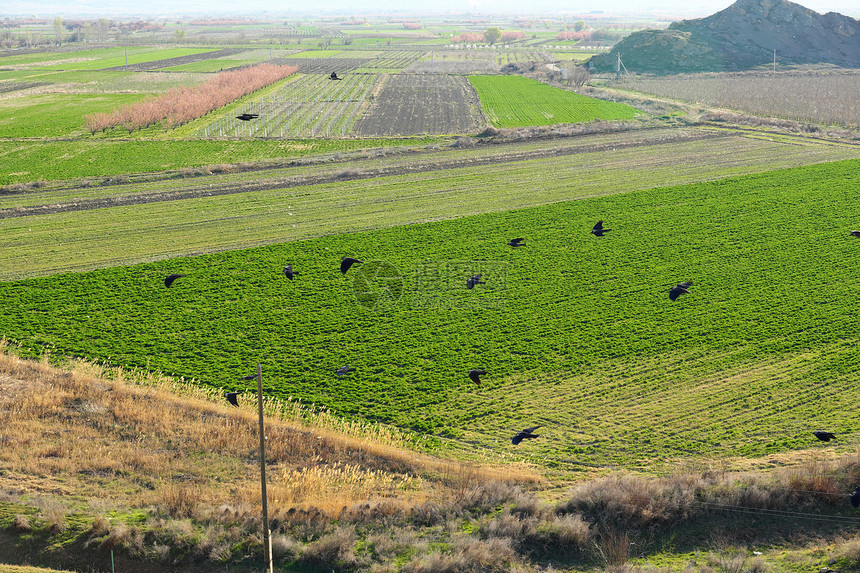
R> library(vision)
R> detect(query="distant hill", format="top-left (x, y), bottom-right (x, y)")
top-left (589, 0), bottom-right (860, 74)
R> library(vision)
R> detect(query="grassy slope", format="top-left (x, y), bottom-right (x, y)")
top-left (3, 159), bottom-right (860, 476)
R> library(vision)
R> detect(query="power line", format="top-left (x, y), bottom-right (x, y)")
top-left (694, 501), bottom-right (860, 524)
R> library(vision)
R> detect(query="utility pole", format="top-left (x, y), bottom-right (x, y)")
top-left (616, 52), bottom-right (621, 80)
top-left (773, 49), bottom-right (776, 72)
top-left (255, 363), bottom-right (273, 573)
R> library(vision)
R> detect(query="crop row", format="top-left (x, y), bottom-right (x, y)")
top-left (468, 75), bottom-right (640, 127)
top-left (3, 135), bottom-right (856, 274)
top-left (198, 73), bottom-right (378, 138)
top-left (2, 160), bottom-right (860, 469)
top-left (0, 136), bottom-right (437, 186)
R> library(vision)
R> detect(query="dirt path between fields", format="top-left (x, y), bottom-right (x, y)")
top-left (0, 130), bottom-right (734, 219)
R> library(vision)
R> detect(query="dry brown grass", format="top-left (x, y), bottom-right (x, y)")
top-left (0, 341), bottom-right (541, 523)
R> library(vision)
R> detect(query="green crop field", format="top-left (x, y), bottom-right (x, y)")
top-left (0, 47), bottom-right (219, 71)
top-left (3, 130), bottom-right (857, 276)
top-left (0, 137), bottom-right (436, 185)
top-left (0, 93), bottom-right (147, 138)
top-left (3, 159), bottom-right (860, 473)
top-left (469, 75), bottom-right (641, 127)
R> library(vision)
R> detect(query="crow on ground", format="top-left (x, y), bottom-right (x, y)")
top-left (330, 72), bottom-right (342, 80)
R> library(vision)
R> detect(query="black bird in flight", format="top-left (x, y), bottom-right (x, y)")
top-left (466, 274), bottom-right (485, 289)
top-left (164, 273), bottom-right (186, 288)
top-left (851, 486), bottom-right (860, 508)
top-left (468, 369), bottom-right (486, 385)
top-left (225, 392), bottom-right (239, 407)
top-left (283, 265), bottom-right (298, 280)
top-left (511, 426), bottom-right (541, 445)
top-left (669, 282), bottom-right (692, 301)
top-left (236, 113), bottom-right (259, 121)
top-left (341, 257), bottom-right (362, 274)
top-left (508, 237), bottom-right (525, 247)
top-left (336, 365), bottom-right (355, 377)
top-left (851, 230), bottom-right (860, 238)
top-left (330, 72), bottom-right (342, 80)
top-left (240, 374), bottom-right (257, 381)
top-left (813, 431), bottom-right (837, 442)
top-left (591, 220), bottom-right (611, 237)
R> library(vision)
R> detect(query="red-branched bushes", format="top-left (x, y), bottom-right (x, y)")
top-left (452, 32), bottom-right (485, 43)
top-left (85, 63), bottom-right (298, 135)
top-left (501, 31), bottom-right (525, 42)
top-left (556, 31), bottom-right (591, 41)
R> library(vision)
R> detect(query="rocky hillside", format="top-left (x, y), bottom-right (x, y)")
top-left (589, 0), bottom-right (860, 73)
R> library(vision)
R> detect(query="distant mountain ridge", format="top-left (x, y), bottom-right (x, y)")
top-left (589, 0), bottom-right (860, 73)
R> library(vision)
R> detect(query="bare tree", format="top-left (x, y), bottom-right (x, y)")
top-left (53, 17), bottom-right (63, 45)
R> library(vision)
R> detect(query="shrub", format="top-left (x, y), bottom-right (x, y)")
top-left (298, 526), bottom-right (361, 570)
top-left (11, 514), bottom-right (31, 531)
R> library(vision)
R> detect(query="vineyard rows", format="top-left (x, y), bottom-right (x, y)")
top-left (620, 71), bottom-right (860, 128)
top-left (199, 73), bottom-right (378, 138)
top-left (271, 57), bottom-right (373, 75)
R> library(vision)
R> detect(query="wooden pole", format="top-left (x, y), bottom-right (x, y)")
top-left (256, 363), bottom-right (273, 573)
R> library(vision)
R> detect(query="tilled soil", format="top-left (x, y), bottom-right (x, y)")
top-left (99, 48), bottom-right (246, 71)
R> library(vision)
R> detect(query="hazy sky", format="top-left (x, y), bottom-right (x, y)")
top-left (4, 0), bottom-right (859, 19)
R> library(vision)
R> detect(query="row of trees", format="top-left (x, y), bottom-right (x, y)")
top-left (451, 29), bottom-right (526, 45)
top-left (84, 63), bottom-right (299, 135)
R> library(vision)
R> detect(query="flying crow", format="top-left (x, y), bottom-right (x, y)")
top-left (511, 426), bottom-right (541, 445)
top-left (164, 274), bottom-right (186, 288)
top-left (851, 231), bottom-right (860, 238)
top-left (669, 282), bottom-right (692, 301)
top-left (237, 113), bottom-right (259, 121)
top-left (468, 369), bottom-right (486, 385)
top-left (509, 237), bottom-right (525, 247)
top-left (225, 392), bottom-right (239, 407)
top-left (284, 265), bottom-right (298, 280)
top-left (341, 257), bottom-right (362, 274)
top-left (852, 486), bottom-right (860, 508)
top-left (813, 431), bottom-right (837, 442)
top-left (591, 221), bottom-right (611, 237)
top-left (466, 274), bottom-right (485, 289)
top-left (336, 365), bottom-right (355, 377)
